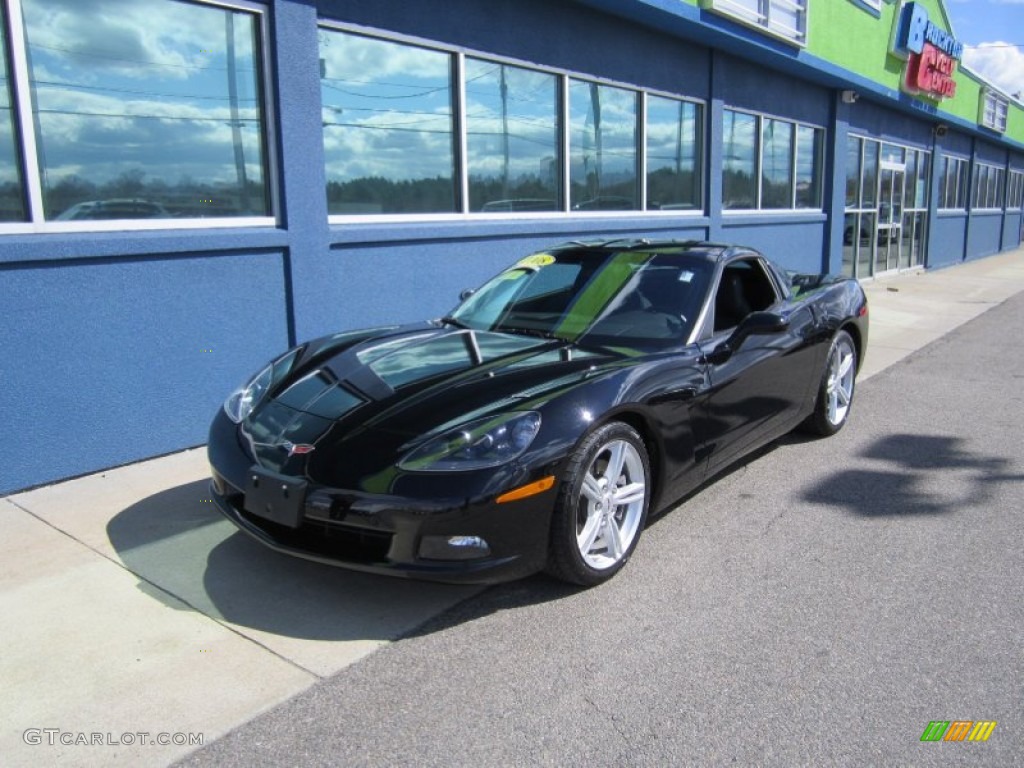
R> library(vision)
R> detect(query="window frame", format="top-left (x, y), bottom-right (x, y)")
top-left (1, 0), bottom-right (278, 234)
top-left (722, 106), bottom-right (824, 213)
top-left (848, 0), bottom-right (881, 14)
top-left (318, 20), bottom-right (706, 223)
top-left (842, 135), bottom-right (931, 278)
top-left (1007, 170), bottom-right (1024, 210)
top-left (938, 155), bottom-right (970, 211)
top-left (971, 161), bottom-right (1005, 211)
top-left (980, 89), bottom-right (1009, 134)
top-left (701, 0), bottom-right (809, 46)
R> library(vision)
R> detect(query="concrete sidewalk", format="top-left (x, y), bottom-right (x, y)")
top-left (2, 247), bottom-right (1023, 767)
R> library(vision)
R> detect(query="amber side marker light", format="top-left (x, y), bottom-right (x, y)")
top-left (496, 475), bottom-right (556, 504)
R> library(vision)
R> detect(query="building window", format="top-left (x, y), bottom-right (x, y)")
top-left (0, 8), bottom-right (25, 222)
top-left (761, 118), bottom-right (793, 209)
top-left (645, 95), bottom-right (701, 211)
top-left (843, 136), bottom-right (875, 278)
top-left (318, 27), bottom-right (704, 218)
top-left (843, 137), bottom-right (929, 278)
top-left (703, 0), bottom-right (808, 45)
top-left (465, 59), bottom-right (559, 213)
top-left (939, 156), bottom-right (969, 209)
top-left (723, 108), bottom-right (822, 210)
top-left (980, 90), bottom-right (1009, 133)
top-left (972, 163), bottom-right (1005, 210)
top-left (1008, 170), bottom-right (1024, 209)
top-left (795, 124), bottom-right (823, 208)
top-left (19, 0), bottom-right (271, 223)
top-left (321, 31), bottom-right (455, 214)
top-left (569, 80), bottom-right (638, 211)
top-left (849, 0), bottom-right (881, 12)
top-left (723, 110), bottom-right (757, 209)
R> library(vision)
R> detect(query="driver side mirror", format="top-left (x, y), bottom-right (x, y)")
top-left (459, 288), bottom-right (476, 302)
top-left (707, 311), bottom-right (790, 364)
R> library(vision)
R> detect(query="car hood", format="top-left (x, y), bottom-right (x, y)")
top-left (241, 324), bottom-right (620, 484)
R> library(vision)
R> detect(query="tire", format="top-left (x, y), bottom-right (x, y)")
top-left (546, 422), bottom-right (651, 586)
top-left (804, 329), bottom-right (857, 437)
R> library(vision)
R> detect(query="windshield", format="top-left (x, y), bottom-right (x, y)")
top-left (450, 248), bottom-right (713, 348)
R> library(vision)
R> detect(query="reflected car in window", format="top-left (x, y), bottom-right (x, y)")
top-left (208, 240), bottom-right (868, 586)
top-left (55, 199), bottom-right (172, 221)
top-left (480, 198), bottom-right (558, 212)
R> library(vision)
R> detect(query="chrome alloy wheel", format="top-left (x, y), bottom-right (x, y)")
top-left (825, 334), bottom-right (856, 427)
top-left (576, 439), bottom-right (647, 570)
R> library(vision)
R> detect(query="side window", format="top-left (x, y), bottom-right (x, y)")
top-left (713, 259), bottom-right (779, 333)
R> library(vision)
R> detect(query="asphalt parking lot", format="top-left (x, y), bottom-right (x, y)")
top-left (175, 275), bottom-right (1024, 766)
top-left (3, 249), bottom-right (1023, 767)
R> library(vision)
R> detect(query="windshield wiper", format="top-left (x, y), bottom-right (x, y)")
top-left (440, 315), bottom-right (472, 330)
top-left (498, 326), bottom-right (563, 341)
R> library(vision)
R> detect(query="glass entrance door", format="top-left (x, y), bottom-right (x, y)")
top-left (875, 164), bottom-right (905, 274)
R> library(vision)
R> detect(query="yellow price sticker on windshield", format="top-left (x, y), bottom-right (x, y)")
top-left (516, 253), bottom-right (555, 269)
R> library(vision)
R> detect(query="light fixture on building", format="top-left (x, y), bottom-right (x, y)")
top-left (841, 90), bottom-right (859, 104)
top-left (934, 123), bottom-right (949, 137)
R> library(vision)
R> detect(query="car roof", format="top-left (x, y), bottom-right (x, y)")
top-left (548, 238), bottom-right (759, 265)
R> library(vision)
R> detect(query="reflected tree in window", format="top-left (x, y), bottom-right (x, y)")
top-left (320, 30), bottom-right (455, 214)
top-left (795, 124), bottom-right (821, 208)
top-left (722, 110), bottom-right (756, 209)
top-left (761, 118), bottom-right (793, 209)
top-left (22, 0), bottom-right (270, 220)
top-left (646, 96), bottom-right (700, 211)
top-left (465, 59), bottom-right (558, 212)
top-left (845, 136), bottom-right (862, 208)
top-left (0, 8), bottom-right (25, 222)
top-left (569, 80), bottom-right (637, 210)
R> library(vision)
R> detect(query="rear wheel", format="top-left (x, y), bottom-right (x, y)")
top-left (546, 422), bottom-right (650, 586)
top-left (804, 329), bottom-right (857, 436)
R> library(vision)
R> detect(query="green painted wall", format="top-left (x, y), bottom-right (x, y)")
top-left (807, 0), bottom-right (1023, 146)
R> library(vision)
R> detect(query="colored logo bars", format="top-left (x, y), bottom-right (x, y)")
top-left (920, 720), bottom-right (997, 742)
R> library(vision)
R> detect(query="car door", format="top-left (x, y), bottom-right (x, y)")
top-left (697, 257), bottom-right (820, 476)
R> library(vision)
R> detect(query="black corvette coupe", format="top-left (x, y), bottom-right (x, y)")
top-left (208, 239), bottom-right (867, 586)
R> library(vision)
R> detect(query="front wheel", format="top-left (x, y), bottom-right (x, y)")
top-left (804, 329), bottom-right (857, 436)
top-left (546, 422), bottom-right (651, 586)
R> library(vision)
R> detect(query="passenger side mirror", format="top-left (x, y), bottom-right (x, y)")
top-left (459, 288), bottom-right (476, 302)
top-left (707, 311), bottom-right (789, 364)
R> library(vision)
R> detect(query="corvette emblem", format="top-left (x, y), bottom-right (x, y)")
top-left (281, 441), bottom-right (315, 456)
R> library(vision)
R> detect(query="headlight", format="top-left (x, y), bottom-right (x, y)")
top-left (222, 347), bottom-right (302, 423)
top-left (223, 363), bottom-right (273, 423)
top-left (399, 412), bottom-right (542, 471)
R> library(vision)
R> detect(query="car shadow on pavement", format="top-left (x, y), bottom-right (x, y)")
top-left (106, 480), bottom-right (479, 643)
top-left (801, 433), bottom-right (1024, 516)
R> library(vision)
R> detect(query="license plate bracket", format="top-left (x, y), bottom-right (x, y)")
top-left (244, 467), bottom-right (307, 528)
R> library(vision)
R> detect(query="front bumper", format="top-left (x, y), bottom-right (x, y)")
top-left (208, 462), bottom-right (555, 585)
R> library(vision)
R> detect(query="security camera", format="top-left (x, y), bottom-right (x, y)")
top-left (934, 123), bottom-right (948, 137)
top-left (841, 90), bottom-right (859, 104)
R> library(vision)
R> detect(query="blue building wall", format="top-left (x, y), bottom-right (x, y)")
top-left (1004, 212), bottom-right (1023, 248)
top-left (1, 247), bottom-right (290, 490)
top-left (1, 0), bottom-right (1022, 493)
top-left (966, 212), bottom-right (1005, 260)
top-left (930, 213), bottom-right (970, 268)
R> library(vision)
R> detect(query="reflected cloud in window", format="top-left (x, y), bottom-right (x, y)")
top-left (22, 0), bottom-right (270, 221)
top-left (320, 30), bottom-right (455, 215)
top-left (646, 96), bottom-right (701, 211)
top-left (465, 59), bottom-right (559, 213)
top-left (761, 118), bottom-right (792, 209)
top-left (0, 11), bottom-right (25, 222)
top-left (723, 110), bottom-right (756, 209)
top-left (569, 80), bottom-right (637, 211)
